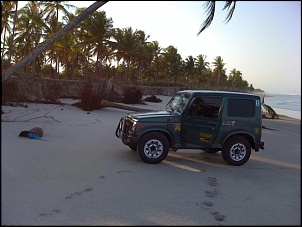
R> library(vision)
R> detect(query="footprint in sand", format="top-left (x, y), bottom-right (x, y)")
top-left (39, 209), bottom-right (61, 217)
top-left (207, 177), bottom-right (217, 187)
top-left (65, 187), bottom-right (93, 199)
top-left (201, 177), bottom-right (226, 222)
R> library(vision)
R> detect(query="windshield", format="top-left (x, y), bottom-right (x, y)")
top-left (166, 92), bottom-right (191, 114)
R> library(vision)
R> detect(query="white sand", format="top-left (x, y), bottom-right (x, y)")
top-left (1, 95), bottom-right (300, 225)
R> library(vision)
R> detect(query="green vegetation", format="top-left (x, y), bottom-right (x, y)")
top-left (2, 1), bottom-right (259, 93)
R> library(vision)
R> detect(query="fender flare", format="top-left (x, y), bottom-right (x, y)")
top-left (137, 126), bottom-right (175, 146)
top-left (221, 130), bottom-right (256, 149)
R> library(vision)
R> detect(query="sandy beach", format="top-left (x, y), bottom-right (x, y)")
top-left (1, 95), bottom-right (300, 225)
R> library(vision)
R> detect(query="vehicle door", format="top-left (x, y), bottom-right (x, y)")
top-left (181, 96), bottom-right (223, 146)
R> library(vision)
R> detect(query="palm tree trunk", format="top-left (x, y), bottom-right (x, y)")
top-left (8, 1), bottom-right (18, 66)
top-left (2, 1), bottom-right (108, 82)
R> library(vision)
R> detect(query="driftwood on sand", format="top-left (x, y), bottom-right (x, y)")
top-left (100, 100), bottom-right (154, 112)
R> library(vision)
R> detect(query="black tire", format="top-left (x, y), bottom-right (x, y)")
top-left (222, 136), bottom-right (251, 166)
top-left (129, 145), bottom-right (137, 151)
top-left (137, 132), bottom-right (169, 164)
top-left (203, 148), bottom-right (220, 153)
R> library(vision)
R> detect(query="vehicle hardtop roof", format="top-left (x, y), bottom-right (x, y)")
top-left (177, 90), bottom-right (260, 98)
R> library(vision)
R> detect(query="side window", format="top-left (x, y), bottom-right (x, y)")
top-left (227, 98), bottom-right (254, 117)
top-left (190, 97), bottom-right (223, 118)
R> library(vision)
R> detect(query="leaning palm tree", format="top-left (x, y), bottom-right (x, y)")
top-left (198, 1), bottom-right (236, 35)
top-left (2, 1), bottom-right (108, 81)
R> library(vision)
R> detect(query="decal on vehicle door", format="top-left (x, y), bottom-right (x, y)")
top-left (174, 123), bottom-right (181, 131)
top-left (199, 133), bottom-right (212, 143)
top-left (222, 120), bottom-right (235, 126)
top-left (254, 127), bottom-right (260, 135)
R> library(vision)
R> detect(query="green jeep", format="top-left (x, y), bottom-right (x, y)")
top-left (115, 90), bottom-right (264, 166)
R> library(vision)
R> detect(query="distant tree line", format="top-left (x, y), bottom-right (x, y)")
top-left (1, 1), bottom-right (259, 92)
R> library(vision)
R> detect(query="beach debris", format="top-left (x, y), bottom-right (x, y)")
top-left (143, 95), bottom-right (163, 103)
top-left (3, 102), bottom-right (28, 108)
top-left (100, 99), bottom-right (153, 112)
top-left (19, 127), bottom-right (43, 140)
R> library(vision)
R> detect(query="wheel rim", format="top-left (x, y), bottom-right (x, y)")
top-left (230, 143), bottom-right (246, 161)
top-left (143, 139), bottom-right (163, 159)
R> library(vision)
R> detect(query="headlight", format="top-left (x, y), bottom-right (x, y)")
top-left (131, 121), bottom-right (137, 132)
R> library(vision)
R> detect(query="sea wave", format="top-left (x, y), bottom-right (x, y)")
top-left (263, 93), bottom-right (301, 112)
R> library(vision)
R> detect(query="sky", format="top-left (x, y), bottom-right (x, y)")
top-left (17, 1), bottom-right (301, 94)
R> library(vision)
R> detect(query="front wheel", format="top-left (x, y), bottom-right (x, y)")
top-left (137, 132), bottom-right (169, 164)
top-left (222, 136), bottom-right (251, 166)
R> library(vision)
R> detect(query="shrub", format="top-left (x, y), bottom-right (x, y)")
top-left (122, 86), bottom-right (143, 104)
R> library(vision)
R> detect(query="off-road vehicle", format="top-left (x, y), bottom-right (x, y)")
top-left (115, 90), bottom-right (264, 166)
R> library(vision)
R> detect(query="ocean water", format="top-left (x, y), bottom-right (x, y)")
top-left (261, 93), bottom-right (301, 120)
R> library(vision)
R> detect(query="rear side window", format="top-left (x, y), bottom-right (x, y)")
top-left (190, 97), bottom-right (223, 118)
top-left (227, 98), bottom-right (254, 117)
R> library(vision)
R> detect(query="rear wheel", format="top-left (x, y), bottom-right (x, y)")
top-left (222, 136), bottom-right (251, 166)
top-left (137, 132), bottom-right (169, 164)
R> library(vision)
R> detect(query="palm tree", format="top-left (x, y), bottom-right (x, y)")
top-left (162, 45), bottom-right (181, 86)
top-left (40, 1), bottom-right (76, 78)
top-left (147, 41), bottom-right (162, 86)
top-left (198, 1), bottom-right (236, 35)
top-left (228, 68), bottom-right (242, 91)
top-left (149, 41), bottom-right (163, 85)
top-left (196, 54), bottom-right (210, 87)
top-left (183, 55), bottom-right (196, 87)
top-left (2, 1), bottom-right (108, 81)
top-left (8, 1), bottom-right (18, 66)
top-left (135, 41), bottom-right (155, 85)
top-left (112, 27), bottom-right (148, 84)
top-left (41, 1), bottom-right (75, 23)
top-left (1, 1), bottom-right (16, 60)
top-left (79, 10), bottom-right (114, 81)
top-left (212, 56), bottom-right (226, 90)
top-left (14, 1), bottom-right (46, 75)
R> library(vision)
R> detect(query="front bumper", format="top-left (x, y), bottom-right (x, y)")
top-left (115, 117), bottom-right (139, 146)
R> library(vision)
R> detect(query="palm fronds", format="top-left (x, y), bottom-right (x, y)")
top-left (198, 1), bottom-right (236, 35)
top-left (198, 1), bottom-right (216, 35)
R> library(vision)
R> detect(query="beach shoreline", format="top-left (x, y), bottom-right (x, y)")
top-left (272, 107), bottom-right (301, 120)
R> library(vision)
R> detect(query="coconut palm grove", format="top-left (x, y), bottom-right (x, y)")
top-left (1, 1), bottom-right (263, 93)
